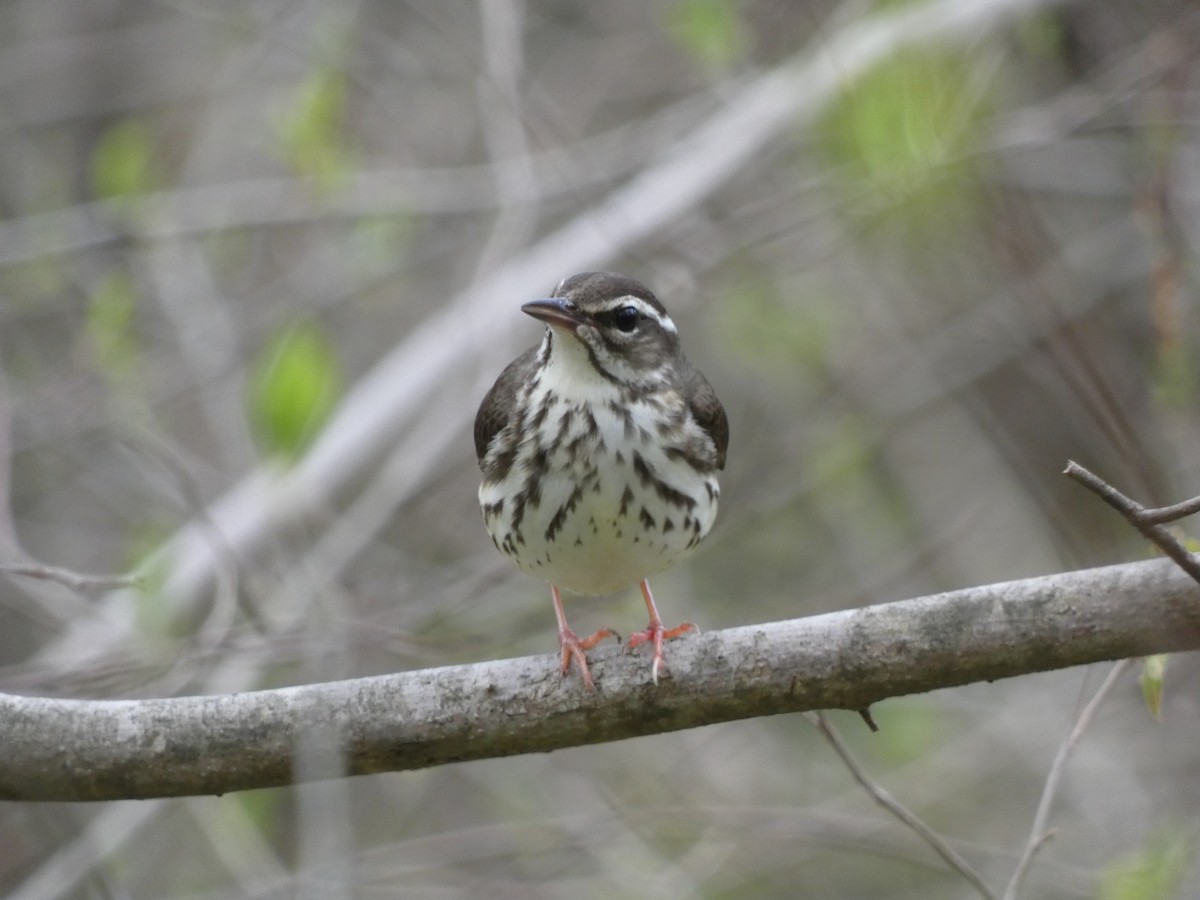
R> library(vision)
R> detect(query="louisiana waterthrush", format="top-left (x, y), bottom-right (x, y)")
top-left (474, 271), bottom-right (728, 687)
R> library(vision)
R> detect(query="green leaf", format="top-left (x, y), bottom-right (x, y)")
top-left (666, 0), bottom-right (746, 71)
top-left (91, 120), bottom-right (158, 200)
top-left (1140, 654), bottom-right (1167, 721)
top-left (1099, 831), bottom-right (1190, 900)
top-left (818, 47), bottom-right (993, 233)
top-left (248, 322), bottom-right (342, 460)
top-left (279, 68), bottom-right (353, 189)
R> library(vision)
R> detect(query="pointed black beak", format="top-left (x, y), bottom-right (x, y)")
top-left (521, 298), bottom-right (585, 332)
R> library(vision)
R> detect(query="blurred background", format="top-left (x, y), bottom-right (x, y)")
top-left (2, 0), bottom-right (1199, 897)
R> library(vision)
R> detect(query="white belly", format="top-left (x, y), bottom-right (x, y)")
top-left (479, 389), bottom-right (719, 596)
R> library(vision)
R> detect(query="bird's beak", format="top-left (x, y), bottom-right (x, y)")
top-left (521, 298), bottom-right (584, 332)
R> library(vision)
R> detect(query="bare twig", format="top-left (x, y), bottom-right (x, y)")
top-left (1064, 461), bottom-right (1200, 526)
top-left (809, 711), bottom-right (998, 900)
top-left (1001, 659), bottom-right (1132, 900)
top-left (0, 563), bottom-right (143, 592)
top-left (1134, 494), bottom-right (1200, 526)
top-left (1064, 460), bottom-right (1200, 585)
top-left (2, 558), bottom-right (1197, 802)
top-left (857, 707), bottom-right (880, 732)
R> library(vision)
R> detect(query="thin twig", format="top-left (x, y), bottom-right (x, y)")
top-left (1065, 461), bottom-right (1200, 526)
top-left (1001, 659), bottom-right (1132, 900)
top-left (1134, 494), bottom-right (1200, 525)
top-left (1063, 461), bottom-right (1200, 586)
top-left (809, 711), bottom-right (999, 900)
top-left (0, 563), bottom-right (143, 592)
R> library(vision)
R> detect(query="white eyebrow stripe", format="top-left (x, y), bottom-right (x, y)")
top-left (597, 295), bottom-right (677, 333)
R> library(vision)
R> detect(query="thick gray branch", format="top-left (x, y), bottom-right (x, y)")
top-left (4, 558), bottom-right (1198, 802)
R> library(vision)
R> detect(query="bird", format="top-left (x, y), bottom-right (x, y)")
top-left (474, 271), bottom-right (728, 688)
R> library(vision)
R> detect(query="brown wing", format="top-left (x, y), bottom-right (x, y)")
top-left (683, 365), bottom-right (728, 470)
top-left (473, 346), bottom-right (538, 465)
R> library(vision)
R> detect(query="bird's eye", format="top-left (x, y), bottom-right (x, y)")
top-left (613, 306), bottom-right (640, 332)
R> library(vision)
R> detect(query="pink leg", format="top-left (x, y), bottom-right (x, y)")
top-left (552, 585), bottom-right (618, 690)
top-left (625, 579), bottom-right (697, 684)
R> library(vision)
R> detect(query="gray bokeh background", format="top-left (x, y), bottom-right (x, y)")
top-left (2, 1), bottom-right (1199, 897)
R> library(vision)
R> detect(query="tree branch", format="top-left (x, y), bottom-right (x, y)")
top-left (1064, 460), bottom-right (1200, 584)
top-left (3, 558), bottom-right (1197, 803)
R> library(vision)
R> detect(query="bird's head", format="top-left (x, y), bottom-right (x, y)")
top-left (522, 271), bottom-right (681, 385)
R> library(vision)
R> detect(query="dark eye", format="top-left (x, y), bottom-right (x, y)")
top-left (613, 306), bottom-right (640, 332)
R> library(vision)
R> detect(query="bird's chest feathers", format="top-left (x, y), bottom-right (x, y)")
top-left (523, 360), bottom-right (682, 501)
top-left (486, 370), bottom-right (714, 594)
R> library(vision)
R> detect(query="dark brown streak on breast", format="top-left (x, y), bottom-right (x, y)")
top-left (631, 450), bottom-right (697, 510)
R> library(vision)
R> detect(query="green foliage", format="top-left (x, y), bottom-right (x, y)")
top-left (1098, 831), bottom-right (1191, 900)
top-left (863, 701), bottom-right (942, 768)
top-left (1151, 339), bottom-right (1199, 412)
top-left (819, 47), bottom-right (993, 234)
top-left (810, 416), bottom-right (874, 489)
top-left (85, 271), bottom-right (141, 378)
top-left (91, 119), bottom-right (159, 199)
top-left (713, 278), bottom-right (834, 378)
top-left (235, 789), bottom-right (283, 843)
top-left (248, 322), bottom-right (342, 461)
top-left (665, 0), bottom-right (746, 71)
top-left (1140, 654), bottom-right (1167, 721)
top-left (807, 414), bottom-right (917, 558)
top-left (279, 68), bottom-right (354, 189)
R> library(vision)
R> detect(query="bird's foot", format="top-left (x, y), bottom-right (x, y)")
top-left (626, 618), bottom-right (697, 684)
top-left (559, 625), bottom-right (619, 690)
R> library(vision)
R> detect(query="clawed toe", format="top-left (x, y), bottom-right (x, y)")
top-left (558, 626), bottom-right (619, 690)
top-left (627, 619), bottom-right (697, 684)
